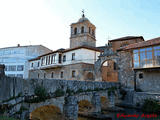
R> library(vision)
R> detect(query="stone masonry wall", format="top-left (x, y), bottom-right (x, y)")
top-left (133, 92), bottom-right (160, 106)
top-left (29, 63), bottom-right (94, 81)
top-left (0, 75), bottom-right (119, 102)
top-left (136, 70), bottom-right (160, 92)
top-left (117, 51), bottom-right (134, 89)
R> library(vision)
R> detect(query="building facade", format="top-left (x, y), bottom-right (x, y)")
top-left (101, 36), bottom-right (144, 82)
top-left (0, 45), bottom-right (52, 79)
top-left (29, 14), bottom-right (102, 80)
top-left (115, 37), bottom-right (160, 92)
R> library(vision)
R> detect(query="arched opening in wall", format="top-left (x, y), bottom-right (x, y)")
top-left (100, 96), bottom-right (109, 110)
top-left (81, 26), bottom-right (84, 33)
top-left (101, 60), bottom-right (118, 82)
top-left (78, 100), bottom-right (93, 119)
top-left (74, 27), bottom-right (77, 35)
top-left (30, 105), bottom-right (64, 120)
top-left (86, 72), bottom-right (94, 80)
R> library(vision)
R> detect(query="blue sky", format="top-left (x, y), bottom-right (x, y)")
top-left (0, 0), bottom-right (160, 50)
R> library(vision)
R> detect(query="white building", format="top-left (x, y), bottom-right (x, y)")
top-left (0, 45), bottom-right (52, 79)
top-left (29, 13), bottom-right (103, 80)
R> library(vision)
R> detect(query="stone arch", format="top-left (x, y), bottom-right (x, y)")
top-left (94, 45), bottom-right (119, 81)
top-left (29, 105), bottom-right (64, 120)
top-left (78, 100), bottom-right (93, 112)
top-left (84, 71), bottom-right (94, 80)
top-left (74, 27), bottom-right (77, 35)
top-left (77, 92), bottom-right (101, 113)
top-left (100, 96), bottom-right (109, 109)
top-left (101, 59), bottom-right (118, 82)
top-left (81, 26), bottom-right (84, 33)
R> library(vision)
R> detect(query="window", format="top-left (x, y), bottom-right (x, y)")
top-left (74, 27), bottom-right (77, 35)
top-left (139, 73), bottom-right (143, 79)
top-left (51, 54), bottom-right (56, 64)
top-left (8, 74), bottom-right (15, 77)
top-left (41, 57), bottom-right (44, 66)
top-left (120, 42), bottom-right (129, 47)
top-left (60, 71), bottom-right (63, 78)
top-left (17, 74), bottom-right (23, 78)
top-left (72, 70), bottom-right (76, 78)
top-left (133, 52), bottom-right (139, 68)
top-left (46, 56), bottom-right (48, 65)
top-left (17, 65), bottom-right (24, 71)
top-left (114, 62), bottom-right (117, 70)
top-left (59, 54), bottom-right (62, 63)
top-left (72, 53), bottom-right (75, 60)
top-left (4, 66), bottom-right (8, 71)
top-left (51, 72), bottom-right (54, 78)
top-left (48, 56), bottom-right (50, 65)
top-left (37, 62), bottom-right (40, 67)
top-left (81, 26), bottom-right (84, 33)
top-left (92, 29), bottom-right (95, 36)
top-left (154, 46), bottom-right (160, 66)
top-left (44, 73), bottom-right (46, 78)
top-left (8, 65), bottom-right (16, 71)
top-left (63, 55), bottom-right (66, 62)
top-left (31, 63), bottom-right (34, 67)
top-left (133, 45), bottom-right (160, 68)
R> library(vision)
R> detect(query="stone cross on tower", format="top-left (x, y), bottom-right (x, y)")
top-left (82, 9), bottom-right (85, 17)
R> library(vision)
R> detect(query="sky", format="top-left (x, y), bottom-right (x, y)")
top-left (0, 0), bottom-right (160, 50)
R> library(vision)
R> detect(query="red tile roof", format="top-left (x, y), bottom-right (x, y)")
top-left (123, 37), bottom-right (160, 50)
top-left (29, 45), bottom-right (103, 61)
top-left (108, 36), bottom-right (144, 42)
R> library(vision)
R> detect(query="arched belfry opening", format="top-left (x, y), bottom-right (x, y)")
top-left (81, 26), bottom-right (84, 33)
top-left (94, 45), bottom-right (119, 81)
top-left (74, 27), bottom-right (77, 35)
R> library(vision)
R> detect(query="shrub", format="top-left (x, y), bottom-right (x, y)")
top-left (142, 99), bottom-right (160, 114)
top-left (76, 88), bottom-right (83, 93)
top-left (66, 88), bottom-right (74, 95)
top-left (54, 89), bottom-right (65, 97)
top-left (108, 87), bottom-right (117, 96)
top-left (34, 85), bottom-right (47, 101)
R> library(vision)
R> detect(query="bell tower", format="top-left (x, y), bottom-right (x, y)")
top-left (70, 11), bottom-right (96, 48)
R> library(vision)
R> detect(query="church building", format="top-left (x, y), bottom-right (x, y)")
top-left (28, 13), bottom-right (102, 80)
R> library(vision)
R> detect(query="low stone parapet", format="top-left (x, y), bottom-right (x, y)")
top-left (133, 92), bottom-right (160, 106)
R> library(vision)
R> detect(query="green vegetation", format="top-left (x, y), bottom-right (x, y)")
top-left (54, 89), bottom-right (65, 97)
top-left (107, 87), bottom-right (117, 96)
top-left (76, 88), bottom-right (83, 93)
top-left (66, 88), bottom-right (74, 95)
top-left (0, 116), bottom-right (19, 120)
top-left (34, 85), bottom-right (48, 100)
top-left (26, 85), bottom-right (48, 103)
top-left (142, 98), bottom-right (160, 113)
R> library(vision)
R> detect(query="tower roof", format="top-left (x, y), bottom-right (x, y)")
top-left (78, 10), bottom-right (90, 22)
top-left (78, 16), bottom-right (89, 22)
